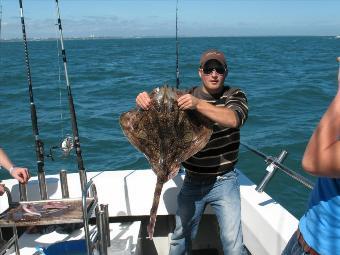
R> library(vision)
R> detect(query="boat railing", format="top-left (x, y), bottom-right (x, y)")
top-left (0, 169), bottom-right (110, 255)
top-left (82, 177), bottom-right (110, 255)
top-left (241, 142), bottom-right (314, 191)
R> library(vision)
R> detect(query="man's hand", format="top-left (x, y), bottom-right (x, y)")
top-left (10, 167), bottom-right (30, 184)
top-left (136, 92), bottom-right (151, 110)
top-left (177, 94), bottom-right (201, 110)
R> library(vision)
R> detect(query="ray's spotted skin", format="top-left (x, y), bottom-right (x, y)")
top-left (120, 86), bottom-right (212, 239)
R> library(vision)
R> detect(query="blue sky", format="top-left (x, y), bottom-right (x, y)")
top-left (1, 0), bottom-right (340, 39)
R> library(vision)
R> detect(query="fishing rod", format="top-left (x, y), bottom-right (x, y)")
top-left (18, 0), bottom-right (48, 200)
top-left (175, 0), bottom-right (180, 88)
top-left (241, 142), bottom-right (314, 190)
top-left (54, 0), bottom-right (87, 193)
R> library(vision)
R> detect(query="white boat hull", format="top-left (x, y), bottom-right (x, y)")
top-left (0, 169), bottom-right (298, 254)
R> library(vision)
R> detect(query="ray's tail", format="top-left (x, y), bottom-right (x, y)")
top-left (147, 179), bottom-right (164, 239)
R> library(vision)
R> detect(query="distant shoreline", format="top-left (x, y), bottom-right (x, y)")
top-left (0, 35), bottom-right (337, 43)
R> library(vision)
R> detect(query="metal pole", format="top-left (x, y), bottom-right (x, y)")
top-left (97, 210), bottom-right (108, 255)
top-left (100, 204), bottom-right (110, 247)
top-left (241, 142), bottom-right (314, 189)
top-left (18, 0), bottom-right (47, 200)
top-left (13, 226), bottom-right (20, 255)
top-left (4, 186), bottom-right (13, 206)
top-left (256, 150), bottom-right (287, 192)
top-left (19, 183), bottom-right (27, 201)
top-left (82, 180), bottom-right (93, 255)
top-left (59, 169), bottom-right (69, 198)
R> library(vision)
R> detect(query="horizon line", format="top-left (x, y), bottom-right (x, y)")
top-left (1, 34), bottom-right (338, 42)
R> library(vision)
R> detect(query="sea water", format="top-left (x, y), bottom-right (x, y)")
top-left (1, 36), bottom-right (339, 218)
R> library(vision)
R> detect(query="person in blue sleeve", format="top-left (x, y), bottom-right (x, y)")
top-left (282, 58), bottom-right (340, 255)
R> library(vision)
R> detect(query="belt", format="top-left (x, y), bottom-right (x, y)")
top-left (296, 229), bottom-right (319, 255)
top-left (185, 169), bottom-right (233, 180)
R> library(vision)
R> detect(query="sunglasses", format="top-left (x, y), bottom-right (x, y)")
top-left (202, 66), bottom-right (226, 75)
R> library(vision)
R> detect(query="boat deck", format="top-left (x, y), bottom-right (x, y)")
top-left (5, 221), bottom-right (141, 254)
top-left (0, 169), bottom-right (298, 254)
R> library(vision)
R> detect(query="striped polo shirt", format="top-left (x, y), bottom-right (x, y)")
top-left (182, 85), bottom-right (248, 175)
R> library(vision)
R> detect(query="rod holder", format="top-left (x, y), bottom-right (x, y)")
top-left (38, 171), bottom-right (48, 200)
top-left (4, 186), bottom-right (13, 206)
top-left (59, 169), bottom-right (69, 198)
top-left (79, 169), bottom-right (87, 196)
top-left (91, 183), bottom-right (98, 203)
top-left (19, 183), bottom-right (28, 201)
top-left (97, 210), bottom-right (108, 255)
top-left (256, 150), bottom-right (288, 193)
top-left (100, 204), bottom-right (110, 247)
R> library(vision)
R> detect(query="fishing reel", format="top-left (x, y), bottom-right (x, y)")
top-left (47, 135), bottom-right (74, 161)
top-left (61, 136), bottom-right (74, 156)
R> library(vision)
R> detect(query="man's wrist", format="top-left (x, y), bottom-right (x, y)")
top-left (196, 99), bottom-right (204, 111)
top-left (9, 166), bottom-right (16, 175)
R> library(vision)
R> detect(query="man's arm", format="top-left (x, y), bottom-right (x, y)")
top-left (0, 148), bottom-right (14, 171)
top-left (302, 73), bottom-right (340, 177)
top-left (137, 89), bottom-right (248, 128)
top-left (178, 90), bottom-right (248, 128)
top-left (195, 99), bottom-right (239, 128)
top-left (0, 148), bottom-right (30, 183)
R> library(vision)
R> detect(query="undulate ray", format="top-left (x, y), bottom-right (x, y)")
top-left (120, 86), bottom-right (212, 239)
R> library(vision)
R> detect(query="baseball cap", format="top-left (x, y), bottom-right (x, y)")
top-left (200, 49), bottom-right (227, 68)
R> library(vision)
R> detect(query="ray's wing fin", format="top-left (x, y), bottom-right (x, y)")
top-left (120, 109), bottom-right (160, 161)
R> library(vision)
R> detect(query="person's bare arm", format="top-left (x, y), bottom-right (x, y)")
top-left (178, 94), bottom-right (239, 127)
top-left (0, 148), bottom-right (30, 183)
top-left (302, 59), bottom-right (340, 177)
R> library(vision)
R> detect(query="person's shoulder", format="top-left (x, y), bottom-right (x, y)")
top-left (223, 84), bottom-right (245, 92)
top-left (189, 85), bottom-right (200, 95)
top-left (222, 85), bottom-right (247, 98)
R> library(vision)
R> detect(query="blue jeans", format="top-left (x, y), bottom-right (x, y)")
top-left (281, 232), bottom-right (307, 255)
top-left (169, 170), bottom-right (245, 255)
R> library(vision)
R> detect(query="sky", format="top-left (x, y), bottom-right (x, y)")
top-left (1, 0), bottom-right (340, 39)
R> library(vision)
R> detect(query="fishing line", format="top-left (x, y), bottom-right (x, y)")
top-left (47, 4), bottom-right (73, 160)
top-left (0, 0), bottom-right (2, 41)
top-left (175, 0), bottom-right (180, 88)
top-left (54, 0), bottom-right (87, 193)
top-left (18, 0), bottom-right (48, 200)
